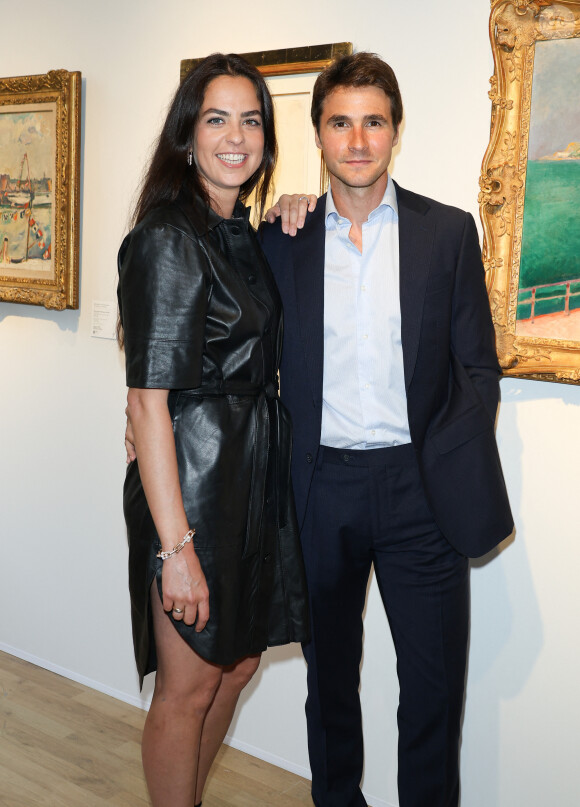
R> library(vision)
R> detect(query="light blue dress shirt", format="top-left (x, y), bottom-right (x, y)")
top-left (320, 176), bottom-right (412, 449)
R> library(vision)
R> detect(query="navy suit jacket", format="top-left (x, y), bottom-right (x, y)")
top-left (260, 183), bottom-right (513, 558)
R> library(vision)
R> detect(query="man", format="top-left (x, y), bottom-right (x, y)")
top-left (260, 52), bottom-right (513, 807)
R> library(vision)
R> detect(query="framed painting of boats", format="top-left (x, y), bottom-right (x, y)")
top-left (480, 1), bottom-right (580, 383)
top-left (0, 70), bottom-right (81, 309)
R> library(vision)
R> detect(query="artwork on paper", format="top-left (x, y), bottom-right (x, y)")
top-left (0, 103), bottom-right (55, 279)
top-left (516, 37), bottom-right (580, 340)
top-left (256, 73), bottom-right (324, 224)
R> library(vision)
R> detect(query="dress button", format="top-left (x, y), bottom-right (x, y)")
top-left (306, 453), bottom-right (313, 463)
top-left (248, 274), bottom-right (256, 284)
top-left (231, 226), bottom-right (240, 235)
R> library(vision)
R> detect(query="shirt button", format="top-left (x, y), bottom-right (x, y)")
top-left (371, 430), bottom-right (376, 436)
top-left (306, 453), bottom-right (313, 463)
top-left (361, 285), bottom-right (366, 292)
top-left (363, 334), bottom-right (368, 339)
top-left (365, 383), bottom-right (370, 389)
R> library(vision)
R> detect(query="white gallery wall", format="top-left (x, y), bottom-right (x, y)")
top-left (0, 2), bottom-right (578, 806)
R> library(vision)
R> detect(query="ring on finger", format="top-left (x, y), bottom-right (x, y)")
top-left (298, 195), bottom-right (308, 202)
top-left (172, 607), bottom-right (184, 614)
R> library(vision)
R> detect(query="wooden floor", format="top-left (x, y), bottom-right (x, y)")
top-left (0, 651), bottom-right (313, 806)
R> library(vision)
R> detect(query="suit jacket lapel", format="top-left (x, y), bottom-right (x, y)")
top-left (292, 196), bottom-right (326, 406)
top-left (396, 182), bottom-right (435, 389)
top-left (289, 185), bottom-right (434, 401)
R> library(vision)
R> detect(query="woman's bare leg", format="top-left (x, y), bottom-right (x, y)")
top-left (194, 654), bottom-right (261, 803)
top-left (142, 584), bottom-right (223, 807)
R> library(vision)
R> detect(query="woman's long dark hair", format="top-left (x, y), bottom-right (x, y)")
top-left (132, 53), bottom-right (277, 226)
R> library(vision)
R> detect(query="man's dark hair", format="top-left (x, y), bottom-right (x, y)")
top-left (132, 53), bottom-right (277, 226)
top-left (311, 52), bottom-right (403, 133)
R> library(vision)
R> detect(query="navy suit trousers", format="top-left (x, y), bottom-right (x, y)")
top-left (301, 444), bottom-right (469, 807)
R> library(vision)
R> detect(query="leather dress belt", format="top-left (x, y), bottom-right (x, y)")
top-left (180, 379), bottom-right (291, 557)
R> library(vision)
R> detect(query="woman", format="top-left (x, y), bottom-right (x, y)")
top-left (117, 54), bottom-right (309, 807)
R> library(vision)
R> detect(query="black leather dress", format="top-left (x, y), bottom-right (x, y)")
top-left (117, 191), bottom-right (309, 685)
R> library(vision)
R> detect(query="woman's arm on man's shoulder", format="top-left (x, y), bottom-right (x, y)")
top-left (264, 193), bottom-right (317, 236)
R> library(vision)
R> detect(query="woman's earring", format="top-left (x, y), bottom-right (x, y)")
top-left (187, 150), bottom-right (193, 166)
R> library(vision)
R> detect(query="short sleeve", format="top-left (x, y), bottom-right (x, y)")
top-left (118, 219), bottom-right (209, 389)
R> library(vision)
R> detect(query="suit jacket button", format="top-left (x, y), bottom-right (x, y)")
top-left (306, 453), bottom-right (313, 463)
top-left (247, 274), bottom-right (256, 284)
top-left (263, 553), bottom-right (272, 563)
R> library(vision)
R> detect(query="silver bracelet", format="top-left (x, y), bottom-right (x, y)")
top-left (156, 529), bottom-right (195, 560)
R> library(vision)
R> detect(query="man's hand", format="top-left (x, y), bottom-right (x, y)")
top-left (125, 405), bottom-right (137, 464)
top-left (265, 193), bottom-right (317, 236)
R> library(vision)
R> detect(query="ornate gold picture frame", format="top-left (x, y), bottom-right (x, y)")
top-left (0, 70), bottom-right (81, 310)
top-left (480, 1), bottom-right (580, 383)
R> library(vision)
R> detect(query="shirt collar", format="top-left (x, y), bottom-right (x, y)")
top-left (175, 186), bottom-right (250, 235)
top-left (324, 174), bottom-right (398, 229)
